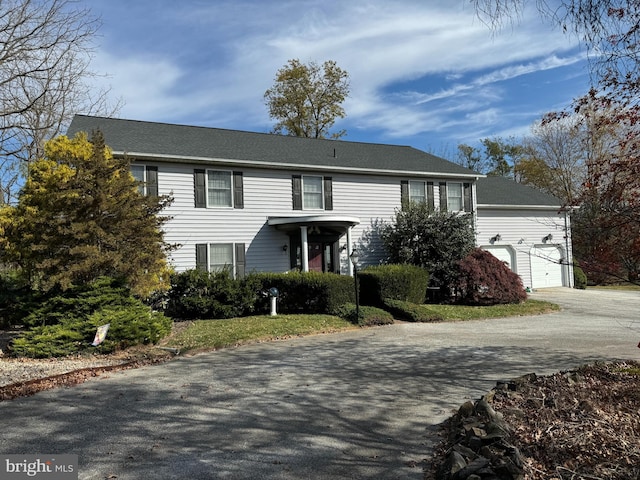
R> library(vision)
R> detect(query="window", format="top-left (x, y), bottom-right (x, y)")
top-left (209, 243), bottom-right (233, 271)
top-left (292, 175), bottom-right (333, 211)
top-left (195, 242), bottom-right (246, 278)
top-left (194, 170), bottom-right (243, 209)
top-left (303, 176), bottom-right (323, 209)
top-left (130, 165), bottom-right (158, 196)
top-left (447, 183), bottom-right (463, 211)
top-left (409, 181), bottom-right (426, 203)
top-left (401, 180), bottom-right (433, 209)
top-left (208, 171), bottom-right (232, 207)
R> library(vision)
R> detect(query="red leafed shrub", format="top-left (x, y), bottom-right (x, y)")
top-left (453, 248), bottom-right (527, 305)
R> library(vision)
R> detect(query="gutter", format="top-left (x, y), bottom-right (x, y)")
top-left (113, 151), bottom-right (483, 180)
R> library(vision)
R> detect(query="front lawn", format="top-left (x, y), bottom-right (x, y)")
top-left (162, 299), bottom-right (558, 353)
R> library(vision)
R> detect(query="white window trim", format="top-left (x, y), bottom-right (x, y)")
top-left (207, 242), bottom-right (235, 275)
top-left (302, 175), bottom-right (324, 210)
top-left (206, 169), bottom-right (234, 208)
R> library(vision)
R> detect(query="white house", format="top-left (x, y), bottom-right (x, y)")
top-left (67, 115), bottom-right (573, 289)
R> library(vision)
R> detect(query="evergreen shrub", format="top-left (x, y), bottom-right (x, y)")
top-left (573, 265), bottom-right (587, 289)
top-left (359, 264), bottom-right (429, 306)
top-left (10, 277), bottom-right (172, 358)
top-left (250, 271), bottom-right (355, 315)
top-left (452, 248), bottom-right (527, 305)
top-left (165, 269), bottom-right (260, 320)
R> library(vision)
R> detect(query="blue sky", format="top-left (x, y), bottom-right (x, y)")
top-left (80, 0), bottom-right (590, 158)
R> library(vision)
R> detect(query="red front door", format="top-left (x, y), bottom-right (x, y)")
top-left (308, 243), bottom-right (323, 272)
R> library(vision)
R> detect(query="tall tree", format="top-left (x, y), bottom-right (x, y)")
top-left (264, 59), bottom-right (350, 139)
top-left (454, 137), bottom-right (525, 176)
top-left (516, 118), bottom-right (587, 205)
top-left (0, 0), bottom-right (119, 204)
top-left (0, 131), bottom-right (172, 297)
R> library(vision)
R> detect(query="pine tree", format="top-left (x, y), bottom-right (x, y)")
top-left (0, 130), bottom-right (173, 297)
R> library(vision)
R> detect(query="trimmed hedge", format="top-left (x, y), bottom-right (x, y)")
top-left (335, 303), bottom-right (395, 326)
top-left (383, 298), bottom-right (444, 322)
top-left (250, 271), bottom-right (355, 315)
top-left (166, 269), bottom-right (260, 320)
top-left (359, 264), bottom-right (429, 307)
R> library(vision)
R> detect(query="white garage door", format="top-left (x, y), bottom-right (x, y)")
top-left (483, 246), bottom-right (515, 271)
top-left (530, 245), bottom-right (563, 288)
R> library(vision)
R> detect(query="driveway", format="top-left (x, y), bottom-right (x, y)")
top-left (1, 288), bottom-right (639, 479)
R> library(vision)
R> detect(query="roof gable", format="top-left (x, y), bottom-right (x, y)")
top-left (66, 115), bottom-right (479, 178)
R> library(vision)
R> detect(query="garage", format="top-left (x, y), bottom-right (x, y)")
top-left (483, 245), bottom-right (516, 271)
top-left (530, 245), bottom-right (564, 288)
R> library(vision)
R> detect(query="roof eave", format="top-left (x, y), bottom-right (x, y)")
top-left (477, 203), bottom-right (564, 210)
top-left (114, 151), bottom-right (482, 179)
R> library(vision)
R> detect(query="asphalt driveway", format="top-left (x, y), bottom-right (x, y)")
top-left (1, 288), bottom-right (639, 479)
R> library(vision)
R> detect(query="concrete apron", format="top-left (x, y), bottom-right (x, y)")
top-left (1, 288), bottom-right (638, 479)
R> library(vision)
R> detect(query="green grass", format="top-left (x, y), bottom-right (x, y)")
top-left (164, 314), bottom-right (356, 353)
top-left (419, 299), bottom-right (559, 321)
top-left (162, 299), bottom-right (558, 353)
top-left (590, 283), bottom-right (640, 291)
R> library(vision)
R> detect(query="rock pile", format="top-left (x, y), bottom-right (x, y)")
top-left (434, 376), bottom-right (533, 480)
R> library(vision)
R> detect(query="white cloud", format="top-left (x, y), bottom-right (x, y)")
top-left (81, 0), bottom-right (589, 146)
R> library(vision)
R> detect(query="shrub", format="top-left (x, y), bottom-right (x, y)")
top-left (335, 303), bottom-right (394, 326)
top-left (11, 304), bottom-right (172, 358)
top-left (21, 277), bottom-right (141, 328)
top-left (0, 271), bottom-right (38, 328)
top-left (573, 265), bottom-right (587, 289)
top-left (249, 271), bottom-right (355, 315)
top-left (166, 269), bottom-right (260, 320)
top-left (453, 248), bottom-right (527, 305)
top-left (380, 204), bottom-right (475, 293)
top-left (359, 264), bottom-right (429, 306)
top-left (10, 277), bottom-right (172, 358)
top-left (383, 298), bottom-right (444, 322)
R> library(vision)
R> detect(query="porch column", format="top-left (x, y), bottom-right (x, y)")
top-left (346, 226), bottom-right (354, 276)
top-left (300, 225), bottom-right (309, 272)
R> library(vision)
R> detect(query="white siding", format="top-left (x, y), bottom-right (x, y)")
top-left (476, 208), bottom-right (573, 289)
top-left (157, 165), bottom-right (408, 273)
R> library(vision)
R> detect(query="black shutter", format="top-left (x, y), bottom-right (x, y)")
top-left (427, 182), bottom-right (435, 210)
top-left (400, 180), bottom-right (409, 209)
top-left (194, 169), bottom-right (206, 208)
top-left (323, 177), bottom-right (333, 211)
top-left (233, 171), bottom-right (244, 209)
top-left (292, 175), bottom-right (302, 210)
top-left (146, 166), bottom-right (158, 197)
top-left (195, 243), bottom-right (208, 271)
top-left (439, 182), bottom-right (447, 211)
top-left (463, 182), bottom-right (472, 212)
top-left (235, 243), bottom-right (246, 279)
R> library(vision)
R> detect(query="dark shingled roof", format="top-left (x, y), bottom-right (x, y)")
top-left (66, 115), bottom-right (479, 178)
top-left (476, 175), bottom-right (562, 207)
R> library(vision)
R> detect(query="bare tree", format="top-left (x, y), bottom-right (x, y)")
top-left (0, 0), bottom-right (120, 203)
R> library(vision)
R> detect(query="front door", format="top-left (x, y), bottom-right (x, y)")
top-left (308, 243), bottom-right (323, 272)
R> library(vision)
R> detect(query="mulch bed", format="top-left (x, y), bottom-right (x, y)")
top-left (426, 361), bottom-right (640, 479)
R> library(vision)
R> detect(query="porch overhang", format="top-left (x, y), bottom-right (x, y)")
top-left (267, 215), bottom-right (361, 274)
top-left (267, 215), bottom-right (360, 232)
